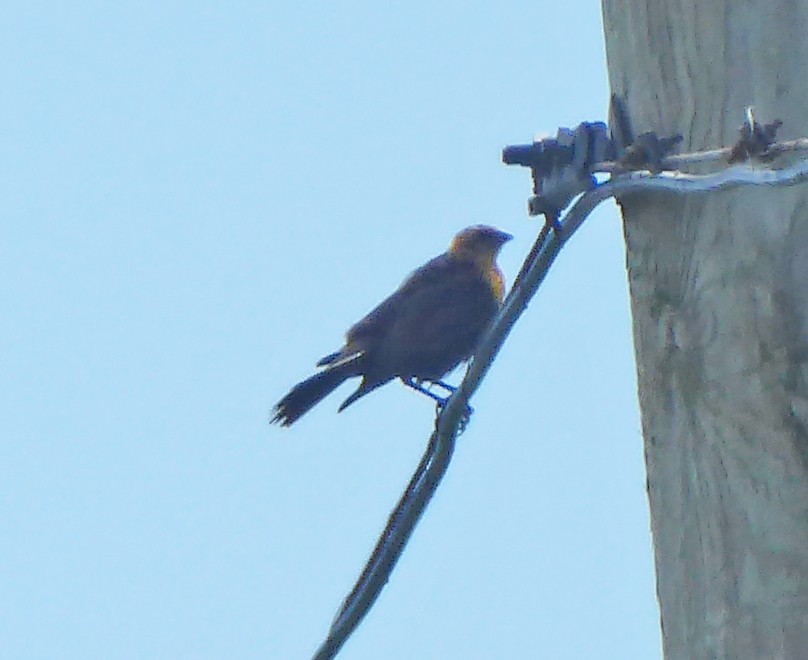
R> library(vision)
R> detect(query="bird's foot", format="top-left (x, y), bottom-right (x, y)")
top-left (403, 377), bottom-right (473, 431)
top-left (434, 395), bottom-right (474, 433)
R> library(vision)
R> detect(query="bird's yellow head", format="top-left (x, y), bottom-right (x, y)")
top-left (448, 225), bottom-right (512, 302)
top-left (449, 225), bottom-right (512, 259)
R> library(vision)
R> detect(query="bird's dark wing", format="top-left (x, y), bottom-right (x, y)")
top-left (344, 254), bottom-right (456, 347)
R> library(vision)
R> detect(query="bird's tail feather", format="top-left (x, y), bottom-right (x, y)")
top-left (337, 378), bottom-right (388, 413)
top-left (272, 359), bottom-right (360, 426)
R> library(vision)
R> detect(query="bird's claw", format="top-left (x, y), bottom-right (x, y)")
top-left (434, 397), bottom-right (474, 433)
top-left (458, 404), bottom-right (473, 433)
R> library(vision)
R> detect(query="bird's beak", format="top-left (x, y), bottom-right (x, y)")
top-left (496, 230), bottom-right (514, 245)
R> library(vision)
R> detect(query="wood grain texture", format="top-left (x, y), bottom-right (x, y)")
top-left (601, 1), bottom-right (808, 658)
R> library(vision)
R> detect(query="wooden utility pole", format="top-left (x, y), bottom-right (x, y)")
top-left (601, 2), bottom-right (808, 658)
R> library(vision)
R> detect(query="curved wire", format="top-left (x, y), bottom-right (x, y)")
top-left (310, 151), bottom-right (808, 659)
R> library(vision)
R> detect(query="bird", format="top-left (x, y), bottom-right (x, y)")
top-left (271, 225), bottom-right (512, 426)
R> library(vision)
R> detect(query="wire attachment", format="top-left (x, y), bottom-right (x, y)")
top-left (503, 121), bottom-right (612, 217)
top-left (728, 107), bottom-right (783, 163)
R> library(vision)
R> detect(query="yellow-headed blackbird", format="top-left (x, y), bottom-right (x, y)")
top-left (271, 225), bottom-right (512, 426)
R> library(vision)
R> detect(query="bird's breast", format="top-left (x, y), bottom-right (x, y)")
top-left (486, 266), bottom-right (506, 303)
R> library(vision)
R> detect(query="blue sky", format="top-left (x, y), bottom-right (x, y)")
top-left (2, 3), bottom-right (661, 658)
